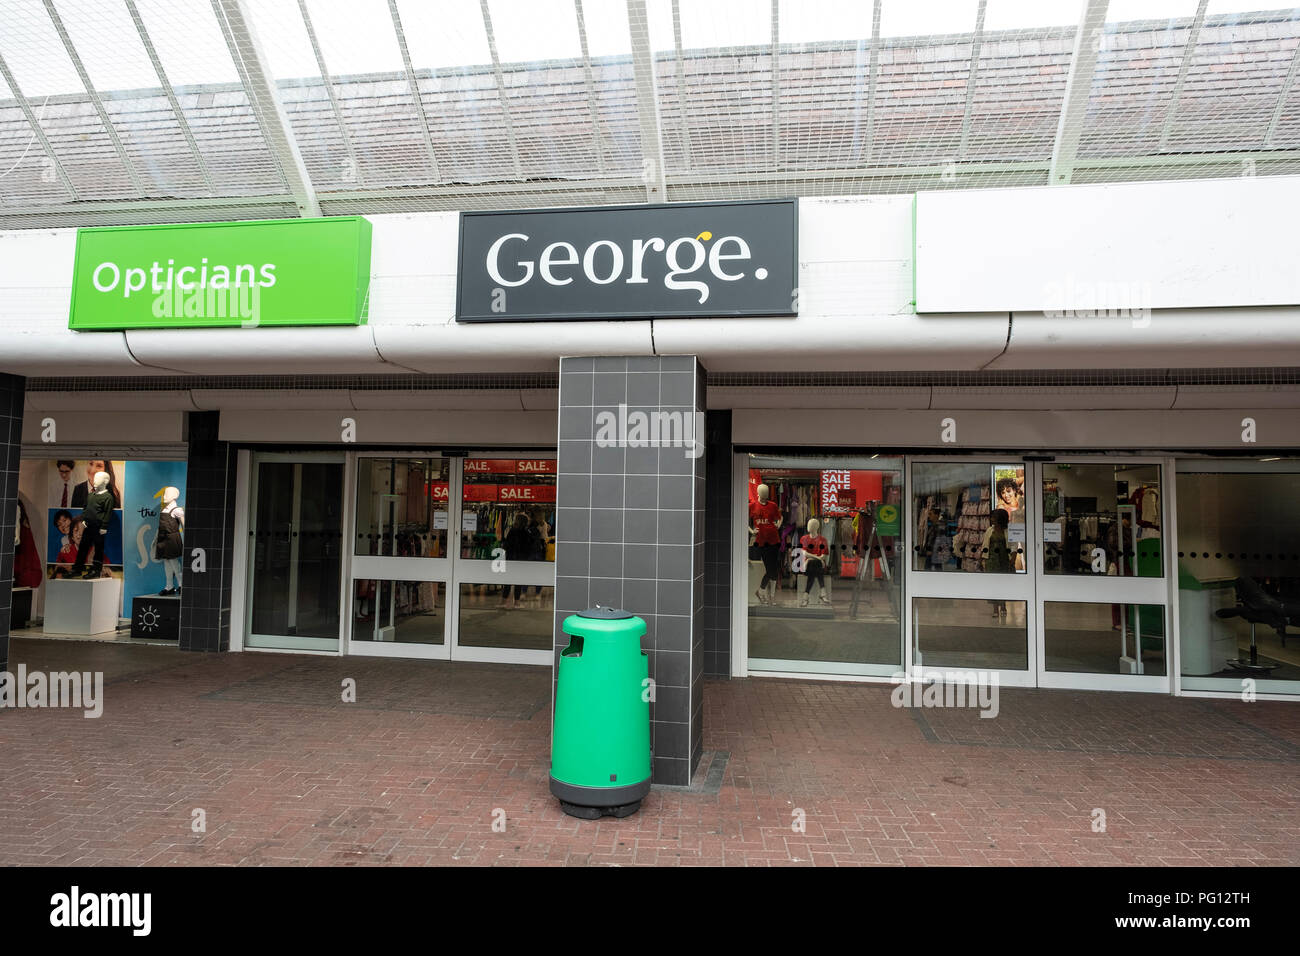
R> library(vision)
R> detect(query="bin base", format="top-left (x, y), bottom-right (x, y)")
top-left (558, 799), bottom-right (642, 820)
top-left (550, 774), bottom-right (651, 818)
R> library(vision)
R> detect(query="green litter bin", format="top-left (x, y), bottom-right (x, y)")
top-left (550, 606), bottom-right (651, 819)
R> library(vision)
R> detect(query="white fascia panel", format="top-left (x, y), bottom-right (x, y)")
top-left (916, 176), bottom-right (1300, 313)
top-left (661, 314), bottom-right (1011, 372)
top-left (372, 322), bottom-right (655, 373)
top-left (0, 228), bottom-right (147, 375)
top-left (2, 330), bottom-right (147, 375)
top-left (998, 308), bottom-right (1300, 369)
top-left (124, 326), bottom-right (388, 374)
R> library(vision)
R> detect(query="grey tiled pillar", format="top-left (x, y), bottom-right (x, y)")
top-left (179, 411), bottom-right (238, 653)
top-left (0, 374), bottom-right (23, 672)
top-left (555, 356), bottom-right (707, 787)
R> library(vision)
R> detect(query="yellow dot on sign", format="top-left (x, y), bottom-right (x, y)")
top-left (696, 231), bottom-right (712, 241)
top-left (880, 505), bottom-right (897, 521)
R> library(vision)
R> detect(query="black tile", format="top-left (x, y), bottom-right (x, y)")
top-left (656, 649), bottom-right (690, 685)
top-left (652, 756), bottom-right (689, 787)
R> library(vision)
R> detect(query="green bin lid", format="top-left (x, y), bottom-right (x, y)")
top-left (577, 606), bottom-right (635, 620)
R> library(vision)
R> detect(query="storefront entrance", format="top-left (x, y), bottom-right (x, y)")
top-left (245, 451), bottom-right (555, 664)
top-left (742, 453), bottom-right (1173, 693)
top-left (910, 457), bottom-right (1170, 692)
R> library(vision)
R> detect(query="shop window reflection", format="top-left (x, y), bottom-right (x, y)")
top-left (352, 579), bottom-right (445, 644)
top-left (1177, 469), bottom-right (1300, 689)
top-left (458, 584), bottom-right (554, 650)
top-left (746, 454), bottom-right (904, 671)
top-left (913, 597), bottom-right (1028, 671)
top-left (460, 458), bottom-right (556, 563)
top-left (913, 463), bottom-right (1027, 573)
top-left (354, 458), bottom-right (449, 558)
top-left (1041, 463), bottom-right (1161, 578)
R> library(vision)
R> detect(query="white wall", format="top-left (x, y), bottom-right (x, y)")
top-left (3, 180), bottom-right (1300, 377)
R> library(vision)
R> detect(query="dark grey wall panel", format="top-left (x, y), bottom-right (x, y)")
top-left (703, 410), bottom-right (732, 678)
top-left (179, 411), bottom-right (237, 653)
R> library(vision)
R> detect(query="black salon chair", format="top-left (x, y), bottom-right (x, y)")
top-left (1214, 576), bottom-right (1295, 673)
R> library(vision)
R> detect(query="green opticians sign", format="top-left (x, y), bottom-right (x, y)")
top-left (68, 216), bottom-right (372, 330)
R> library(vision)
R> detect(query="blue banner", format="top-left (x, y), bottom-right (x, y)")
top-left (123, 461), bottom-right (188, 603)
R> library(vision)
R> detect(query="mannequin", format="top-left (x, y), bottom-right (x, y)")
top-left (155, 486), bottom-right (185, 595)
top-left (69, 470), bottom-right (113, 579)
top-left (749, 482), bottom-right (782, 605)
top-left (798, 517), bottom-right (831, 607)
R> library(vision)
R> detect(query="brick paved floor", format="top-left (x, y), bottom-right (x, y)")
top-left (1, 637), bottom-right (1297, 866)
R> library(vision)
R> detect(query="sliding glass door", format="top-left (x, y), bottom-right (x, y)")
top-left (345, 453), bottom-right (556, 664)
top-left (246, 454), bottom-right (345, 651)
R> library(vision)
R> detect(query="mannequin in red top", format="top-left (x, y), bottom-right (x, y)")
top-left (749, 483), bottom-right (782, 605)
top-left (798, 517), bottom-right (831, 607)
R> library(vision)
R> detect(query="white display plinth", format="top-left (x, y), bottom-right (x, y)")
top-left (44, 577), bottom-right (122, 636)
top-left (1179, 583), bottom-right (1239, 676)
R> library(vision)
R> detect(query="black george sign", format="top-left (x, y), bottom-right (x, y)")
top-left (455, 199), bottom-right (798, 322)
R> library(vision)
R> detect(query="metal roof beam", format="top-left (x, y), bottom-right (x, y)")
top-left (670, 0), bottom-right (692, 171)
top-left (387, 0), bottom-right (441, 182)
top-left (1049, 0), bottom-right (1110, 185)
top-left (1158, 0), bottom-right (1208, 152)
top-left (480, 0), bottom-right (523, 181)
top-left (125, 0), bottom-right (215, 196)
top-left (10, 149), bottom-right (1300, 228)
top-left (42, 0), bottom-right (147, 196)
top-left (212, 0), bottom-right (321, 217)
top-left (0, 51), bottom-right (77, 200)
top-left (958, 0), bottom-right (988, 159)
top-left (298, 0), bottom-right (363, 188)
top-left (861, 0), bottom-right (882, 162)
top-left (628, 0), bottom-right (667, 201)
top-left (574, 0), bottom-right (605, 175)
top-left (771, 0), bottom-right (780, 169)
top-left (1265, 24), bottom-right (1300, 146)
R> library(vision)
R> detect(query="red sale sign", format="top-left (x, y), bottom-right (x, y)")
top-left (515, 459), bottom-right (556, 475)
top-left (820, 470), bottom-right (884, 516)
top-left (460, 482), bottom-right (557, 503)
top-left (498, 485), bottom-right (557, 502)
top-left (464, 458), bottom-right (519, 474)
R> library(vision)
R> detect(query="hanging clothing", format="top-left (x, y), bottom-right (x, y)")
top-left (14, 518), bottom-right (42, 589)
